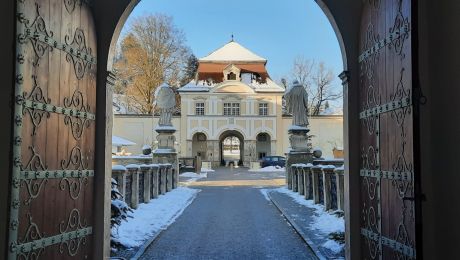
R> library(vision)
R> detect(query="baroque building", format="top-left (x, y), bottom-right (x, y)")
top-left (178, 40), bottom-right (286, 167)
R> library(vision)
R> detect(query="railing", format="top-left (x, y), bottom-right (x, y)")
top-left (112, 163), bottom-right (175, 209)
top-left (289, 160), bottom-right (345, 212)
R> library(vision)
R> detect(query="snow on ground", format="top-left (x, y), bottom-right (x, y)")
top-left (180, 172), bottom-right (207, 185)
top-left (271, 187), bottom-right (344, 253)
top-left (249, 166), bottom-right (285, 172)
top-left (200, 168), bottom-right (215, 172)
top-left (259, 189), bottom-right (271, 201)
top-left (114, 187), bottom-right (200, 248)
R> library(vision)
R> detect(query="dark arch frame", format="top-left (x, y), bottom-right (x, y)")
top-left (90, 0), bottom-right (363, 259)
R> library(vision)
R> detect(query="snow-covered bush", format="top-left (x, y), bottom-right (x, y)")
top-left (111, 178), bottom-right (133, 249)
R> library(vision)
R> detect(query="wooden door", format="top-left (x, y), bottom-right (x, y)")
top-left (9, 0), bottom-right (96, 259)
top-left (359, 0), bottom-right (418, 259)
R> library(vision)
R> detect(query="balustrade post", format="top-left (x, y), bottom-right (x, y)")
top-left (335, 166), bottom-right (345, 211)
top-left (159, 164), bottom-right (167, 195)
top-left (323, 166), bottom-right (335, 211)
top-left (140, 165), bottom-right (152, 203)
top-left (112, 165), bottom-right (127, 200)
top-left (303, 164), bottom-right (313, 200)
top-left (126, 164), bottom-right (140, 209)
top-left (287, 166), bottom-right (292, 190)
top-left (311, 165), bottom-right (322, 204)
top-left (292, 165), bottom-right (298, 192)
top-left (151, 164), bottom-right (159, 199)
top-left (166, 164), bottom-right (173, 192)
top-left (298, 165), bottom-right (305, 196)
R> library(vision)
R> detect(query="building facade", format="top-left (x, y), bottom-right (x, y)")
top-left (113, 41), bottom-right (344, 167)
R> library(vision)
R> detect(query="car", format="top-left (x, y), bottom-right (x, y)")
top-left (259, 156), bottom-right (286, 168)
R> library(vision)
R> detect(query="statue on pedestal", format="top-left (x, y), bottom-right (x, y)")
top-left (155, 84), bottom-right (176, 126)
top-left (284, 80), bottom-right (310, 128)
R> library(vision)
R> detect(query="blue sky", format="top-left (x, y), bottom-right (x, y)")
top-left (122, 0), bottom-right (343, 83)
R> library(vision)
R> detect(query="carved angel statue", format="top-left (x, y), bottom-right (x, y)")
top-left (154, 84), bottom-right (176, 126)
top-left (284, 80), bottom-right (310, 127)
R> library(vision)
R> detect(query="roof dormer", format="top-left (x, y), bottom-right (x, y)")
top-left (223, 64), bottom-right (241, 81)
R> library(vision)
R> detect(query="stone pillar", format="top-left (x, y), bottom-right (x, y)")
top-left (166, 164), bottom-right (173, 192)
top-left (303, 164), bottom-right (312, 200)
top-left (112, 165), bottom-right (127, 200)
top-left (286, 126), bottom-right (313, 190)
top-left (292, 165), bottom-right (298, 192)
top-left (323, 166), bottom-right (335, 211)
top-left (335, 167), bottom-right (345, 211)
top-left (140, 165), bottom-right (152, 203)
top-left (311, 165), bottom-right (322, 204)
top-left (287, 166), bottom-right (292, 190)
top-left (159, 165), bottom-right (167, 195)
top-left (151, 165), bottom-right (159, 199)
top-left (126, 164), bottom-right (140, 209)
top-left (172, 167), bottom-right (178, 189)
top-left (298, 165), bottom-right (305, 196)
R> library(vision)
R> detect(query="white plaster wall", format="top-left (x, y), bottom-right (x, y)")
top-left (281, 116), bottom-right (344, 158)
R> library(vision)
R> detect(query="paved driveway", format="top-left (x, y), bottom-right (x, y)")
top-left (140, 167), bottom-right (317, 260)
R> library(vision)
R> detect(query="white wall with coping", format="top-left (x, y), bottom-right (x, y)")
top-left (113, 114), bottom-right (343, 159)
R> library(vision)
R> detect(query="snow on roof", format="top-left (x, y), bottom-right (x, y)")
top-left (178, 80), bottom-right (212, 92)
top-left (199, 41), bottom-right (267, 62)
top-left (112, 135), bottom-right (136, 146)
top-left (251, 78), bottom-right (285, 93)
top-left (179, 78), bottom-right (284, 93)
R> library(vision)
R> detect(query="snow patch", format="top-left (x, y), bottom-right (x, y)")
top-left (112, 165), bottom-right (127, 171)
top-left (180, 172), bottom-right (208, 185)
top-left (200, 168), bottom-right (215, 173)
top-left (115, 187), bottom-right (200, 248)
top-left (249, 166), bottom-right (285, 172)
top-left (259, 189), bottom-right (271, 201)
top-left (322, 240), bottom-right (344, 254)
top-left (272, 187), bottom-right (345, 254)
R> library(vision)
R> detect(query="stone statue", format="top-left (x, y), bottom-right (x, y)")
top-left (154, 84), bottom-right (176, 126)
top-left (284, 80), bottom-right (309, 128)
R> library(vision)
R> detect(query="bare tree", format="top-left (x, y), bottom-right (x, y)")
top-left (290, 56), bottom-right (342, 115)
top-left (114, 14), bottom-right (192, 114)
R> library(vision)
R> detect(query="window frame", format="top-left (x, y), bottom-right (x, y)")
top-left (195, 102), bottom-right (205, 115)
top-left (259, 102), bottom-right (268, 116)
top-left (224, 102), bottom-right (240, 116)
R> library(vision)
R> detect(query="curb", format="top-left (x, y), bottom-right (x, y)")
top-left (268, 192), bottom-right (327, 260)
top-left (130, 192), bottom-right (199, 260)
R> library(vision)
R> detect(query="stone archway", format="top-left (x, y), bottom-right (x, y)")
top-left (256, 133), bottom-right (271, 160)
top-left (192, 132), bottom-right (208, 160)
top-left (219, 130), bottom-right (245, 166)
top-left (92, 0), bottom-right (361, 259)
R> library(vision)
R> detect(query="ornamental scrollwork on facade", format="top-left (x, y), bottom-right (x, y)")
top-left (64, 90), bottom-right (92, 140)
top-left (388, 0), bottom-right (411, 58)
top-left (19, 3), bottom-right (54, 67)
top-left (22, 76), bottom-right (51, 136)
top-left (61, 146), bottom-right (89, 170)
top-left (59, 209), bottom-right (88, 256)
top-left (59, 177), bottom-right (89, 200)
top-left (361, 23), bottom-right (380, 82)
top-left (22, 147), bottom-right (48, 205)
top-left (17, 215), bottom-right (45, 259)
top-left (65, 28), bottom-right (94, 80)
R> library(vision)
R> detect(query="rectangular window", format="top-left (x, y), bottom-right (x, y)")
top-left (259, 103), bottom-right (268, 116)
top-left (195, 102), bottom-right (205, 115)
top-left (224, 102), bottom-right (240, 116)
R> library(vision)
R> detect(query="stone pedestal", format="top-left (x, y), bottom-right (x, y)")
top-left (153, 126), bottom-right (179, 192)
top-left (286, 126), bottom-right (313, 190)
